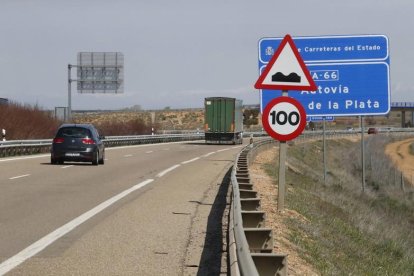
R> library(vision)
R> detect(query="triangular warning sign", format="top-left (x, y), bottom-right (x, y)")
top-left (255, 34), bottom-right (317, 91)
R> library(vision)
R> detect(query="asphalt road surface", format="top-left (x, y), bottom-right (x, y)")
top-left (0, 140), bottom-right (245, 275)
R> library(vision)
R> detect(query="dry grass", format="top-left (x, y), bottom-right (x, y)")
top-left (261, 135), bottom-right (414, 275)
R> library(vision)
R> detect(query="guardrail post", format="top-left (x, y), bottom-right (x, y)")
top-left (240, 199), bottom-right (261, 211)
top-left (251, 253), bottom-right (288, 276)
top-left (244, 228), bottom-right (273, 253)
top-left (242, 211), bottom-right (266, 228)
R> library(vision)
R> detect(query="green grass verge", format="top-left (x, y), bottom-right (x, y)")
top-left (263, 137), bottom-right (414, 275)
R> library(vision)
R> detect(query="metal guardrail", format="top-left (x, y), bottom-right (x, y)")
top-left (229, 128), bottom-right (414, 275)
top-left (230, 138), bottom-right (287, 276)
top-left (0, 134), bottom-right (205, 158)
top-left (0, 131), bottom-right (271, 158)
top-left (1, 128), bottom-right (412, 158)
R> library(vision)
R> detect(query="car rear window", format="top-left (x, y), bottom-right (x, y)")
top-left (57, 127), bottom-right (92, 138)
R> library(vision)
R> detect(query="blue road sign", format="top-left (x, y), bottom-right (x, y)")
top-left (258, 35), bottom-right (390, 116)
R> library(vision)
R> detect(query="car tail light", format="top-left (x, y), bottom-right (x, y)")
top-left (82, 138), bottom-right (95, 145)
top-left (53, 137), bottom-right (64, 144)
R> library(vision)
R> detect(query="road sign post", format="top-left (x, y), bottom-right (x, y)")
top-left (262, 94), bottom-right (307, 211)
top-left (67, 52), bottom-right (124, 122)
top-left (278, 91), bottom-right (288, 211)
top-left (255, 34), bottom-right (315, 211)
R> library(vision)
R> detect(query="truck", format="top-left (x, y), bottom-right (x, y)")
top-left (204, 97), bottom-right (243, 144)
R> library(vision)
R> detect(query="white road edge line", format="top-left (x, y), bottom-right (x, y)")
top-left (61, 165), bottom-right (73, 169)
top-left (0, 178), bottom-right (154, 275)
top-left (9, 174), bottom-right (30, 180)
top-left (202, 152), bottom-right (216, 157)
top-left (181, 157), bottom-right (200, 165)
top-left (156, 164), bottom-right (180, 178)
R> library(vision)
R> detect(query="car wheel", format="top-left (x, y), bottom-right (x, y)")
top-left (92, 151), bottom-right (99, 166)
top-left (99, 151), bottom-right (105, 165)
top-left (51, 157), bottom-right (57, 164)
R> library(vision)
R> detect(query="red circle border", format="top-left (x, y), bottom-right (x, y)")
top-left (262, 96), bottom-right (307, 141)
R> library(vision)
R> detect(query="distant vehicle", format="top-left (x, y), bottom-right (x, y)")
top-left (0, 98), bottom-right (8, 105)
top-left (51, 124), bottom-right (105, 165)
top-left (367, 127), bottom-right (379, 134)
top-left (204, 97), bottom-right (243, 144)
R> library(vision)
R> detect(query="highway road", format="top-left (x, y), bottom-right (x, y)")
top-left (0, 140), bottom-right (245, 275)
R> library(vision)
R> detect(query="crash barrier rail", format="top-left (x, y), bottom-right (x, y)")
top-left (229, 138), bottom-right (288, 276)
top-left (0, 134), bottom-right (204, 158)
top-left (229, 127), bottom-right (414, 275)
top-left (0, 131), bottom-right (270, 158)
top-left (0, 128), bottom-right (413, 158)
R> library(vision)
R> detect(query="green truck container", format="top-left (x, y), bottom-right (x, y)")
top-left (204, 97), bottom-right (243, 144)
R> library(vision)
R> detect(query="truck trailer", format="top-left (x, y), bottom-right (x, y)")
top-left (204, 97), bottom-right (243, 144)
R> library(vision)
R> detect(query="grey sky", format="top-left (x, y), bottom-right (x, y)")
top-left (0, 0), bottom-right (413, 110)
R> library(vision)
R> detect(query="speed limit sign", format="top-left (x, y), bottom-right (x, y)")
top-left (262, 96), bottom-right (306, 141)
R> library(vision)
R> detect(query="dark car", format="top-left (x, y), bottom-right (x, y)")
top-left (51, 124), bottom-right (105, 165)
top-left (367, 127), bottom-right (378, 134)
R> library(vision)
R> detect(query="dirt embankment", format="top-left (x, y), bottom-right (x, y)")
top-left (249, 147), bottom-right (319, 275)
top-left (385, 137), bottom-right (414, 186)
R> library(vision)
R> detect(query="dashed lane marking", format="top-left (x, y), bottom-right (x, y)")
top-left (181, 157), bottom-right (200, 165)
top-left (156, 164), bottom-right (180, 178)
top-left (9, 174), bottom-right (30, 180)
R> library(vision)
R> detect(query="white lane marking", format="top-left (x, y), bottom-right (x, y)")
top-left (156, 164), bottom-right (180, 178)
top-left (61, 165), bottom-right (73, 169)
top-left (145, 151), bottom-right (153, 154)
top-left (217, 146), bottom-right (242, 152)
top-left (181, 157), bottom-right (200, 165)
top-left (9, 174), bottom-right (30, 180)
top-left (0, 154), bottom-right (49, 162)
top-left (124, 154), bottom-right (133, 157)
top-left (202, 152), bottom-right (215, 157)
top-left (0, 178), bottom-right (154, 275)
top-left (105, 140), bottom-right (199, 151)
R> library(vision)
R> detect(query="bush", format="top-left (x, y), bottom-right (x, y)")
top-left (0, 102), bottom-right (61, 139)
top-left (94, 118), bottom-right (153, 136)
